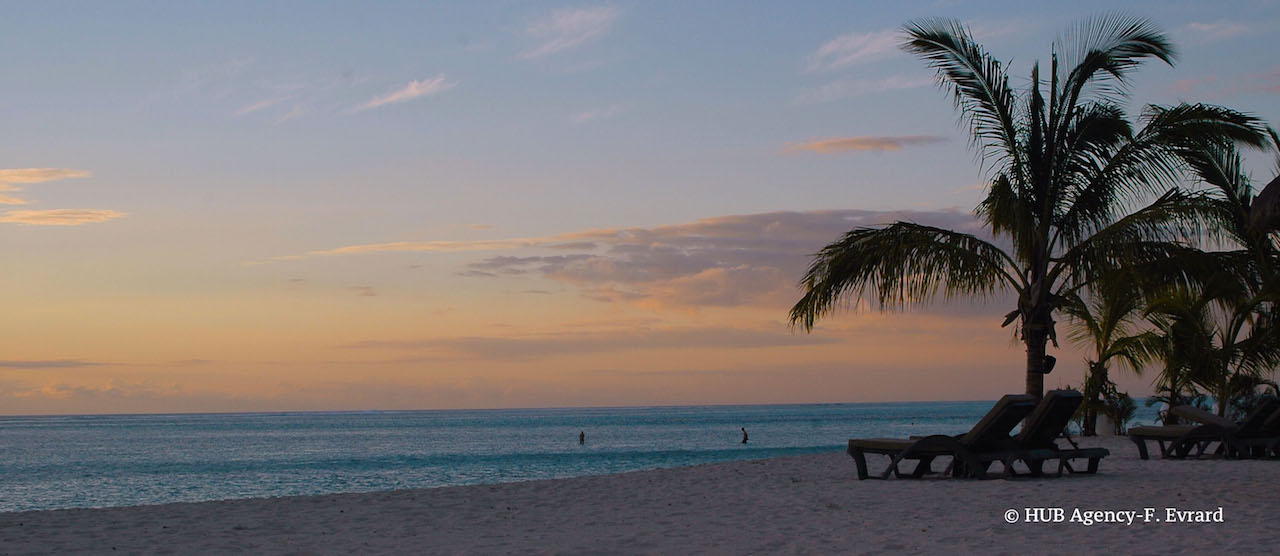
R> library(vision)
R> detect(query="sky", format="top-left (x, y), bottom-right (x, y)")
top-left (2, 1), bottom-right (1280, 415)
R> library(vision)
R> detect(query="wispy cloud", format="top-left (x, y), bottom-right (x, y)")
top-left (0, 168), bottom-right (91, 184)
top-left (234, 96), bottom-right (291, 116)
top-left (0, 359), bottom-right (102, 369)
top-left (951, 181), bottom-right (988, 195)
top-left (520, 6), bottom-right (621, 59)
top-left (264, 210), bottom-right (978, 263)
top-left (344, 326), bottom-right (838, 360)
top-left (262, 238), bottom-right (557, 263)
top-left (0, 168), bottom-right (90, 204)
top-left (274, 103), bottom-right (308, 124)
top-left (806, 28), bottom-right (899, 72)
top-left (354, 74), bottom-right (456, 112)
top-left (1181, 20), bottom-right (1251, 43)
top-left (0, 209), bottom-right (126, 226)
top-left (571, 104), bottom-right (623, 123)
top-left (260, 209), bottom-right (993, 312)
top-left (784, 135), bottom-right (947, 154)
top-left (803, 18), bottom-right (1034, 74)
top-left (794, 74), bottom-right (932, 104)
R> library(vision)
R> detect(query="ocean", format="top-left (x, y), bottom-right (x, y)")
top-left (0, 401), bottom-right (1161, 513)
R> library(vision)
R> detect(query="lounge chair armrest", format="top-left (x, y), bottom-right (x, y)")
top-left (1170, 405), bottom-right (1234, 428)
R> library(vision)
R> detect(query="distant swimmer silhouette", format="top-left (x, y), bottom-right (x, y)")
top-left (741, 427), bottom-right (748, 444)
top-left (579, 431), bottom-right (585, 444)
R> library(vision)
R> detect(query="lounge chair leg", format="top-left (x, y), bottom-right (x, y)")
top-left (849, 448), bottom-right (870, 480)
top-left (910, 456), bottom-right (936, 478)
top-left (1026, 458), bottom-right (1043, 477)
top-left (999, 458), bottom-right (1015, 479)
top-left (883, 453), bottom-right (907, 480)
top-left (969, 458), bottom-right (989, 479)
top-left (1174, 439), bottom-right (1199, 459)
top-left (1130, 437), bottom-right (1150, 460)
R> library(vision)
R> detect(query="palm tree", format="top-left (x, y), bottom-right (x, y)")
top-left (1177, 127), bottom-right (1280, 291)
top-left (1153, 125), bottom-right (1280, 417)
top-left (1143, 279), bottom-right (1280, 417)
top-left (1061, 277), bottom-right (1151, 435)
top-left (788, 14), bottom-right (1271, 400)
top-left (1141, 306), bottom-right (1208, 425)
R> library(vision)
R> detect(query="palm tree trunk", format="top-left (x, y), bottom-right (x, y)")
top-left (1163, 375), bottom-right (1182, 425)
top-left (1217, 377), bottom-right (1228, 417)
top-left (1018, 302), bottom-right (1049, 402)
top-left (1082, 366), bottom-right (1107, 436)
top-left (1024, 325), bottom-right (1047, 401)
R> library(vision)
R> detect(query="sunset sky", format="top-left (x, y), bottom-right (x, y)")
top-left (3, 1), bottom-right (1280, 414)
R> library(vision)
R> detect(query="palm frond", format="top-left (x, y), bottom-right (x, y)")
top-left (1054, 104), bottom-right (1268, 248)
top-left (789, 222), bottom-right (1020, 330)
top-left (1054, 13), bottom-right (1174, 124)
top-left (1178, 142), bottom-right (1250, 241)
top-left (902, 18), bottom-right (1024, 179)
top-left (1146, 103), bottom-right (1272, 151)
top-left (1054, 189), bottom-right (1218, 286)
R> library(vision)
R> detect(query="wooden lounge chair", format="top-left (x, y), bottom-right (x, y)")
top-left (1128, 398), bottom-right (1280, 460)
top-left (1014, 390), bottom-right (1109, 477)
top-left (848, 394), bottom-right (1036, 480)
top-left (1126, 424), bottom-right (1218, 460)
top-left (1170, 399), bottom-right (1280, 459)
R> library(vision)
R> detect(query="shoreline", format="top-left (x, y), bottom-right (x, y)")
top-left (2, 437), bottom-right (1275, 554)
top-left (1, 445), bottom-right (843, 516)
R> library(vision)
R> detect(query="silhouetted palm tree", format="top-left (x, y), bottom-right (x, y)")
top-left (1141, 307), bottom-right (1209, 425)
top-left (1150, 125), bottom-right (1280, 416)
top-left (1062, 277), bottom-right (1151, 435)
top-left (789, 14), bottom-right (1271, 400)
top-left (1176, 126), bottom-right (1280, 292)
top-left (1144, 278), bottom-right (1280, 417)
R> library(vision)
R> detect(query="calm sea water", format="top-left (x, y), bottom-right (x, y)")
top-left (0, 401), bottom-right (1160, 512)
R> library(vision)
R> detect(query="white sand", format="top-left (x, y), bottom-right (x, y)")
top-left (1, 437), bottom-right (1276, 554)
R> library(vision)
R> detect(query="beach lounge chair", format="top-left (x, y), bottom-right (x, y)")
top-left (848, 394), bottom-right (1036, 480)
top-left (1013, 390), bottom-right (1110, 477)
top-left (1170, 399), bottom-right (1280, 459)
top-left (1127, 398), bottom-right (1280, 460)
top-left (1126, 424), bottom-right (1217, 460)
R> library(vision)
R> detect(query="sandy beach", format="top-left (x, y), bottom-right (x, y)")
top-left (1, 437), bottom-right (1276, 554)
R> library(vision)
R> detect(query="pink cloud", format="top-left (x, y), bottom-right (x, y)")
top-left (784, 135), bottom-right (947, 154)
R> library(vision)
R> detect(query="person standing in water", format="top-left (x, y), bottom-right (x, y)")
top-left (579, 431), bottom-right (585, 444)
top-left (741, 427), bottom-right (748, 444)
